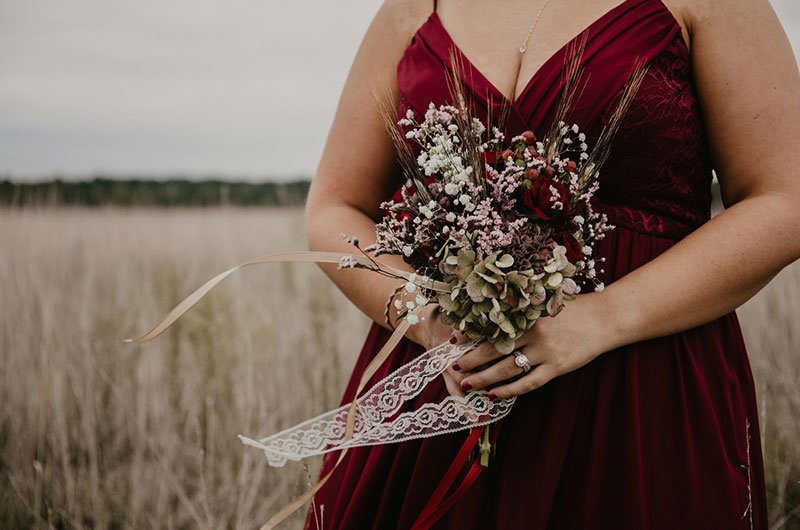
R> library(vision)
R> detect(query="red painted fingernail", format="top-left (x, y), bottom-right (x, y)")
top-left (488, 392), bottom-right (498, 401)
top-left (461, 380), bottom-right (472, 391)
top-left (452, 362), bottom-right (460, 371)
top-left (449, 336), bottom-right (457, 344)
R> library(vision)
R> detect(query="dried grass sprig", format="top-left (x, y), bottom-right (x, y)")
top-left (574, 60), bottom-right (649, 201)
top-left (370, 76), bottom-right (435, 203)
top-left (543, 32), bottom-right (590, 163)
top-left (443, 47), bottom-right (513, 200)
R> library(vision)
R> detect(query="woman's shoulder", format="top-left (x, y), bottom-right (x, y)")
top-left (670, 0), bottom-right (779, 53)
top-left (347, 0), bottom-right (436, 91)
top-left (371, 0), bottom-right (434, 46)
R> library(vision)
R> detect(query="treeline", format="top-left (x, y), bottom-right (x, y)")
top-left (0, 176), bottom-right (725, 209)
top-left (0, 178), bottom-right (311, 207)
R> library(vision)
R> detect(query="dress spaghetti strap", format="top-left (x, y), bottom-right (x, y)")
top-left (433, 0), bottom-right (437, 13)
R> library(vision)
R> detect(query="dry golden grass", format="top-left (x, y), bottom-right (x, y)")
top-left (0, 206), bottom-right (370, 529)
top-left (0, 205), bottom-right (798, 529)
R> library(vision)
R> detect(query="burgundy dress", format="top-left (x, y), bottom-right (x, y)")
top-left (305, 0), bottom-right (769, 527)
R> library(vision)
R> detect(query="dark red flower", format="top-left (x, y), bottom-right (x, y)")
top-left (482, 150), bottom-right (504, 164)
top-left (390, 183), bottom-right (413, 204)
top-left (524, 169), bottom-right (539, 180)
top-left (395, 210), bottom-right (413, 222)
top-left (521, 130), bottom-right (536, 144)
top-left (555, 231), bottom-right (582, 262)
top-left (387, 183), bottom-right (415, 222)
top-left (520, 177), bottom-right (570, 223)
top-left (386, 174), bottom-right (439, 222)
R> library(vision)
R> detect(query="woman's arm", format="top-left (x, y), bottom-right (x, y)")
top-left (453, 0), bottom-right (800, 399)
top-left (305, 0), bottom-right (421, 330)
top-left (604, 0), bottom-right (800, 346)
top-left (305, 0), bottom-right (465, 386)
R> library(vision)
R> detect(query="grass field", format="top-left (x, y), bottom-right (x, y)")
top-left (0, 206), bottom-right (798, 529)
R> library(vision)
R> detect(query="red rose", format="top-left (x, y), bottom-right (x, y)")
top-left (387, 183), bottom-right (415, 222)
top-left (520, 177), bottom-right (570, 222)
top-left (555, 231), bottom-right (582, 262)
top-left (390, 183), bottom-right (413, 204)
top-left (482, 150), bottom-right (503, 164)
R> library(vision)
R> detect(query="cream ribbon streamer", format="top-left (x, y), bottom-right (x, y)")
top-left (122, 251), bottom-right (450, 344)
top-left (122, 250), bottom-right (513, 530)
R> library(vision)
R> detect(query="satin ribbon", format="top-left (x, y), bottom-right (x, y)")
top-left (122, 251), bottom-right (449, 344)
top-left (410, 420), bottom-right (503, 530)
top-left (122, 250), bottom-right (488, 530)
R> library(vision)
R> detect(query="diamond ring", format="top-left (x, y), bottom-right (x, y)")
top-left (511, 349), bottom-right (531, 373)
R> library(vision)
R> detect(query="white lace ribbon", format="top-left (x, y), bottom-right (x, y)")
top-left (238, 339), bottom-right (516, 466)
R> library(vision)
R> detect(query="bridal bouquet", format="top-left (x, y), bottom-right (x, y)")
top-left (341, 106), bottom-right (612, 356)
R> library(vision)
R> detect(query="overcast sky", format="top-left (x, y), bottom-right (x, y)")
top-left (1, 0), bottom-right (798, 182)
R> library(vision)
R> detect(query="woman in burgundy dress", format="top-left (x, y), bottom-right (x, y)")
top-left (302, 0), bottom-right (800, 527)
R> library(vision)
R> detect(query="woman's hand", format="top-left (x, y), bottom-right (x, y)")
top-left (405, 302), bottom-right (470, 398)
top-left (449, 291), bottom-right (617, 401)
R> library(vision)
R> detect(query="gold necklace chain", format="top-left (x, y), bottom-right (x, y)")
top-left (519, 0), bottom-right (553, 53)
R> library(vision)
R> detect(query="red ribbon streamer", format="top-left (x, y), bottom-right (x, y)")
top-left (410, 420), bottom-right (503, 530)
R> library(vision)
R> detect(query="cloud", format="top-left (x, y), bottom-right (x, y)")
top-left (0, 0), bottom-right (798, 181)
top-left (0, 0), bottom-right (380, 180)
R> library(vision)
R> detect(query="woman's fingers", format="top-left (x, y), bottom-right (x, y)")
top-left (458, 353), bottom-right (529, 392)
top-left (485, 363), bottom-right (557, 400)
top-left (441, 366), bottom-right (466, 398)
top-left (450, 340), bottom-right (504, 372)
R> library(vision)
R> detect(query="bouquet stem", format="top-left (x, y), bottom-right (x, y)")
top-left (479, 423), bottom-right (492, 467)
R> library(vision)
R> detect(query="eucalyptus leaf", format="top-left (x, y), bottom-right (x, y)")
top-left (506, 271), bottom-right (528, 290)
top-left (546, 272), bottom-right (564, 288)
top-left (526, 308), bottom-right (542, 321)
top-left (492, 337), bottom-right (515, 355)
top-left (457, 249), bottom-right (476, 270)
top-left (499, 318), bottom-right (516, 334)
top-left (485, 261), bottom-right (504, 276)
top-left (476, 270), bottom-right (500, 283)
top-left (438, 292), bottom-right (459, 312)
top-left (466, 275), bottom-right (485, 300)
top-left (481, 282), bottom-right (498, 299)
top-left (496, 254), bottom-right (514, 268)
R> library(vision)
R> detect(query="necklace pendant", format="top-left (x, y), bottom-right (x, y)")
top-left (519, 45), bottom-right (527, 53)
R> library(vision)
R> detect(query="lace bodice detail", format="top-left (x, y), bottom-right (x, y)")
top-left (594, 35), bottom-right (714, 239)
